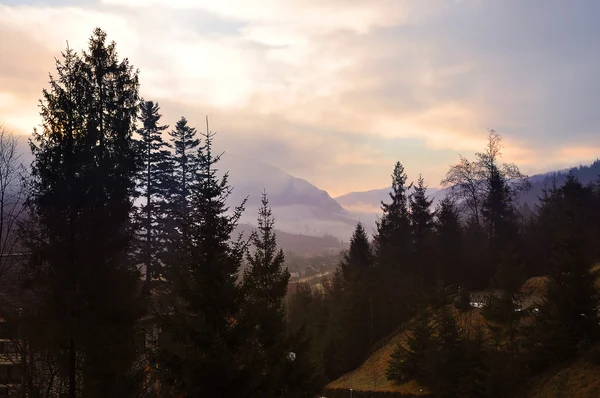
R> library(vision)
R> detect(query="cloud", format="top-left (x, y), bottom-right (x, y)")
top-left (554, 146), bottom-right (600, 165)
top-left (101, 0), bottom-right (423, 34)
top-left (0, 4), bottom-right (139, 133)
top-left (1, 1), bottom-right (599, 196)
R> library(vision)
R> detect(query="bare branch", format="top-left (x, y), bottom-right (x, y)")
top-left (0, 126), bottom-right (27, 278)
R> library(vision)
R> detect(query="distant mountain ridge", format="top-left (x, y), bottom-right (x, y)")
top-left (12, 135), bottom-right (599, 241)
top-left (218, 153), bottom-right (356, 239)
top-left (220, 153), bottom-right (344, 213)
top-left (520, 159), bottom-right (600, 206)
top-left (335, 186), bottom-right (443, 214)
top-left (334, 160), bottom-right (600, 230)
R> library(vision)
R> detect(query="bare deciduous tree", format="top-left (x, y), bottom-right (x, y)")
top-left (441, 155), bottom-right (483, 227)
top-left (0, 125), bottom-right (27, 276)
top-left (475, 130), bottom-right (530, 198)
top-left (441, 130), bottom-right (530, 229)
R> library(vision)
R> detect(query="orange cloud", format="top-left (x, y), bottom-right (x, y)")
top-left (554, 146), bottom-right (600, 164)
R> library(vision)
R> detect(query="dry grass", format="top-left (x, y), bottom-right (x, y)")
top-left (592, 263), bottom-right (600, 290)
top-left (520, 357), bottom-right (600, 398)
top-left (521, 276), bottom-right (549, 297)
top-left (522, 263), bottom-right (600, 297)
top-left (328, 266), bottom-right (600, 395)
top-left (326, 327), bottom-right (428, 394)
top-left (326, 306), bottom-right (488, 394)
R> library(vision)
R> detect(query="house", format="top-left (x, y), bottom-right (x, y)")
top-left (0, 254), bottom-right (30, 397)
top-left (0, 321), bottom-right (20, 397)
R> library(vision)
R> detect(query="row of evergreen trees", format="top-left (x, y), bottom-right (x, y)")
top-left (288, 129), bottom-right (600, 393)
top-left (5, 28), bottom-right (320, 397)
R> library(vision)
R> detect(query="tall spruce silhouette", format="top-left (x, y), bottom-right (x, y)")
top-left (156, 118), bottom-right (249, 396)
top-left (339, 223), bottom-right (376, 366)
top-left (23, 28), bottom-right (144, 397)
top-left (136, 100), bottom-right (171, 281)
top-left (374, 161), bottom-right (413, 337)
top-left (240, 192), bottom-right (291, 397)
top-left (433, 197), bottom-right (464, 286)
top-left (409, 175), bottom-right (435, 286)
top-left (166, 116), bottom-right (201, 227)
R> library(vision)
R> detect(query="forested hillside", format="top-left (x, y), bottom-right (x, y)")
top-left (287, 130), bottom-right (600, 397)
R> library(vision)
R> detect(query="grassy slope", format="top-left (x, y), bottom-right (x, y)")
top-left (520, 358), bottom-right (600, 398)
top-left (328, 266), bottom-right (600, 395)
top-left (326, 307), bottom-right (487, 394)
top-left (326, 328), bottom-right (427, 395)
top-left (515, 266), bottom-right (600, 398)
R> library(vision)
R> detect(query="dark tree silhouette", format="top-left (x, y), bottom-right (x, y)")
top-left (433, 197), bottom-right (464, 287)
top-left (155, 120), bottom-right (248, 396)
top-left (529, 174), bottom-right (600, 368)
top-left (240, 192), bottom-right (291, 397)
top-left (135, 100), bottom-right (171, 281)
top-left (409, 175), bottom-right (435, 286)
top-left (372, 162), bottom-right (415, 338)
top-left (22, 28), bottom-right (145, 397)
top-left (166, 116), bottom-right (201, 226)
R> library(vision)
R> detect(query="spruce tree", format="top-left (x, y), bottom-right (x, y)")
top-left (433, 197), bottom-right (464, 287)
top-left (240, 192), bottom-right (291, 397)
top-left (377, 162), bottom-right (412, 250)
top-left (374, 161), bottom-right (413, 337)
top-left (386, 314), bottom-right (434, 383)
top-left (280, 327), bottom-right (324, 398)
top-left (529, 180), bottom-right (561, 276)
top-left (23, 29), bottom-right (144, 397)
top-left (322, 223), bottom-right (377, 374)
top-left (409, 175), bottom-right (435, 286)
top-left (476, 130), bottom-right (528, 284)
top-left (166, 116), bottom-right (200, 225)
top-left (285, 282), bottom-right (328, 389)
top-left (529, 174), bottom-right (599, 368)
top-left (135, 100), bottom-right (171, 281)
top-left (320, 267), bottom-right (348, 379)
top-left (387, 308), bottom-right (489, 398)
top-left (341, 223), bottom-right (375, 346)
top-left (427, 309), bottom-right (488, 398)
top-left (155, 122), bottom-right (248, 396)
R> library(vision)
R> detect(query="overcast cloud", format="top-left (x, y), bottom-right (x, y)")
top-left (1, 0), bottom-right (599, 196)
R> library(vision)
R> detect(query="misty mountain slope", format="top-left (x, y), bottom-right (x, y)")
top-left (335, 186), bottom-right (443, 214)
top-left (234, 223), bottom-right (348, 256)
top-left (335, 186), bottom-right (449, 234)
top-left (217, 153), bottom-right (356, 239)
top-left (519, 160), bottom-right (600, 207)
top-left (219, 153), bottom-right (344, 212)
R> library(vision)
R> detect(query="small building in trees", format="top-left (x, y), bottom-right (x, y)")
top-left (0, 254), bottom-right (31, 397)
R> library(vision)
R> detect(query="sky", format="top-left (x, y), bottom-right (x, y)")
top-left (1, 0), bottom-right (600, 197)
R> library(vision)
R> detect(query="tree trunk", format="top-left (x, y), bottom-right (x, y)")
top-left (369, 291), bottom-right (374, 345)
top-left (69, 337), bottom-right (76, 398)
top-left (146, 145), bottom-right (152, 282)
